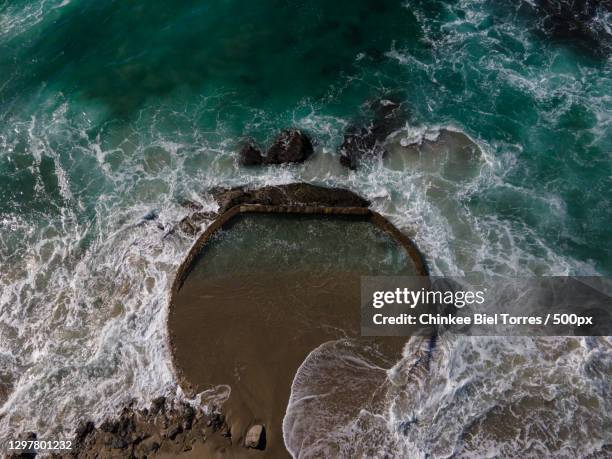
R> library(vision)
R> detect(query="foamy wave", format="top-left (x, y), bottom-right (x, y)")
top-left (283, 335), bottom-right (612, 458)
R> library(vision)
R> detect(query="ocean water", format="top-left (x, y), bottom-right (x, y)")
top-left (0, 0), bottom-right (611, 455)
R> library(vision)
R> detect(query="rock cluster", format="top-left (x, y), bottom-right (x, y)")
top-left (70, 397), bottom-right (210, 458)
top-left (235, 97), bottom-right (408, 172)
top-left (237, 144), bottom-right (263, 166)
top-left (8, 397), bottom-right (234, 459)
top-left (6, 399), bottom-right (272, 458)
top-left (239, 129), bottom-right (313, 166)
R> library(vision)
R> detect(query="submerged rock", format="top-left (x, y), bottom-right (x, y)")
top-left (266, 129), bottom-right (314, 165)
top-left (526, 0), bottom-right (612, 55)
top-left (339, 98), bottom-right (406, 169)
top-left (141, 209), bottom-right (158, 221)
top-left (339, 124), bottom-right (379, 170)
top-left (7, 432), bottom-right (36, 459)
top-left (178, 211), bottom-right (217, 236)
top-left (239, 142), bottom-right (264, 166)
top-left (244, 424), bottom-right (266, 449)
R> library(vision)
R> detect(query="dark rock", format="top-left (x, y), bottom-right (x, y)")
top-left (239, 143), bottom-right (264, 166)
top-left (167, 424), bottom-right (183, 440)
top-left (141, 210), bottom-right (158, 221)
top-left (177, 211), bottom-right (217, 236)
top-left (244, 424), bottom-right (266, 450)
top-left (99, 419), bottom-right (119, 434)
top-left (208, 412), bottom-right (226, 432)
top-left (370, 98), bottom-right (405, 139)
top-left (7, 432), bottom-right (37, 459)
top-left (178, 217), bottom-right (199, 236)
top-left (108, 437), bottom-right (128, 450)
top-left (117, 412), bottom-right (136, 437)
top-left (150, 396), bottom-right (166, 415)
top-left (136, 436), bottom-right (161, 455)
top-left (527, 0), bottom-right (612, 56)
top-left (182, 404), bottom-right (196, 430)
top-left (148, 441), bottom-right (161, 453)
top-left (7, 452), bottom-right (36, 459)
top-left (339, 124), bottom-right (379, 170)
top-left (212, 183), bottom-right (369, 214)
top-left (131, 432), bottom-right (149, 444)
top-left (339, 153), bottom-right (353, 169)
top-left (339, 97), bottom-right (406, 169)
top-left (180, 199), bottom-right (204, 211)
top-left (75, 421), bottom-right (95, 444)
top-left (265, 129), bottom-right (313, 165)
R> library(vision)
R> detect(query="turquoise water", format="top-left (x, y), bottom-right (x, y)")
top-left (0, 0), bottom-right (611, 452)
top-left (1, 0), bottom-right (610, 273)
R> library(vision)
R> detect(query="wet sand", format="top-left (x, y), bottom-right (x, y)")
top-left (169, 271), bottom-right (407, 457)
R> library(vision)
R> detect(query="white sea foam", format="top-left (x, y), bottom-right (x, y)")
top-left (0, 0), bottom-right (66, 40)
top-left (284, 335), bottom-right (612, 458)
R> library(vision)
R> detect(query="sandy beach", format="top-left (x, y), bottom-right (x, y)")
top-left (170, 272), bottom-right (405, 457)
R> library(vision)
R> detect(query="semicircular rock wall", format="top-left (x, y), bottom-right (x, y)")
top-left (171, 183), bottom-right (428, 294)
top-left (166, 183), bottom-right (429, 457)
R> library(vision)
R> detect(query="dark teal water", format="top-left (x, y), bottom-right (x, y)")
top-left (1, 0), bottom-right (610, 272)
top-left (0, 0), bottom-right (610, 450)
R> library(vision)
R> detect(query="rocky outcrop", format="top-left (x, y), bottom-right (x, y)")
top-left (212, 183), bottom-right (370, 214)
top-left (176, 200), bottom-right (217, 236)
top-left (12, 398), bottom-right (273, 457)
top-left (266, 129), bottom-right (313, 164)
top-left (178, 211), bottom-right (217, 236)
top-left (239, 143), bottom-right (264, 166)
top-left (47, 397), bottom-right (231, 458)
top-left (239, 129), bottom-right (314, 166)
top-left (174, 183), bottom-right (368, 236)
top-left (339, 98), bottom-right (406, 169)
